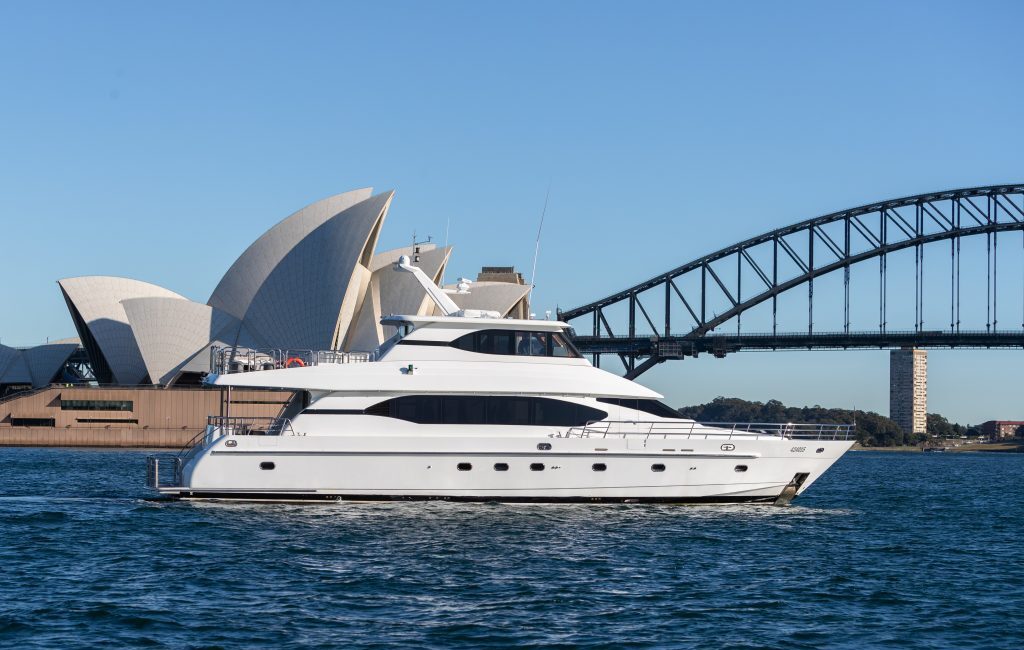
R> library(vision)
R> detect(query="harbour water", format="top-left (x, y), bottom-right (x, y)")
top-left (1, 448), bottom-right (1022, 649)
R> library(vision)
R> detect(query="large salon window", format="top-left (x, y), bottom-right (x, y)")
top-left (450, 330), bottom-right (581, 358)
top-left (366, 395), bottom-right (606, 427)
top-left (596, 398), bottom-right (682, 419)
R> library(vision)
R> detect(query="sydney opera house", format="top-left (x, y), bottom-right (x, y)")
top-left (0, 188), bottom-right (530, 446)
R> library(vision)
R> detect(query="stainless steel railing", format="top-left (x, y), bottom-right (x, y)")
top-left (204, 415), bottom-right (295, 436)
top-left (146, 415), bottom-right (297, 489)
top-left (209, 346), bottom-right (374, 375)
top-left (560, 421), bottom-right (855, 441)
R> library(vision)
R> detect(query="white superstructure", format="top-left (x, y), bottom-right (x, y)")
top-left (147, 259), bottom-right (855, 505)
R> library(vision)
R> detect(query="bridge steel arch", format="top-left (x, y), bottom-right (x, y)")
top-left (557, 184), bottom-right (1024, 378)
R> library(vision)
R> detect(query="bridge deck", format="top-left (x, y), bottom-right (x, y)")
top-left (572, 330), bottom-right (1024, 358)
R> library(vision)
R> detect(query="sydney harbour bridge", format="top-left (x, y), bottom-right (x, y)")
top-left (558, 184), bottom-right (1024, 380)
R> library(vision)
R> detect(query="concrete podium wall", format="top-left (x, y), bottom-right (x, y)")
top-left (0, 385), bottom-right (295, 448)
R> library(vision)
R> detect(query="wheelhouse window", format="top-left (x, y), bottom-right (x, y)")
top-left (451, 329), bottom-right (581, 358)
top-left (365, 395), bottom-right (606, 427)
top-left (596, 398), bottom-right (682, 419)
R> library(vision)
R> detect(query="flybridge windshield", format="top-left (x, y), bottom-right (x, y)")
top-left (450, 329), bottom-right (582, 358)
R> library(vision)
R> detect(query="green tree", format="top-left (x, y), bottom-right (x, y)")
top-left (676, 397), bottom-right (959, 447)
top-left (927, 413), bottom-right (958, 438)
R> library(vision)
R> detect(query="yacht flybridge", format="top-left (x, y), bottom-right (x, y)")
top-left (146, 256), bottom-right (855, 504)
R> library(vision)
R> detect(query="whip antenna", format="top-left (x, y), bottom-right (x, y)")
top-left (440, 216), bottom-right (451, 286)
top-left (528, 185), bottom-right (550, 311)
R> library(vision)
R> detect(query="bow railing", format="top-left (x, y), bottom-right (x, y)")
top-left (560, 421), bottom-right (855, 441)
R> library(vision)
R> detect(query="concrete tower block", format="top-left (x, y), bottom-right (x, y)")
top-left (890, 348), bottom-right (928, 436)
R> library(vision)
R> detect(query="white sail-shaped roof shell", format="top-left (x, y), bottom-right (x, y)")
top-left (238, 191), bottom-right (393, 351)
top-left (122, 297), bottom-right (246, 386)
top-left (208, 188), bottom-right (374, 322)
top-left (445, 282), bottom-right (531, 319)
top-left (58, 276), bottom-right (187, 385)
top-left (0, 345), bottom-right (31, 384)
top-left (22, 341), bottom-right (80, 386)
top-left (0, 342), bottom-right (79, 388)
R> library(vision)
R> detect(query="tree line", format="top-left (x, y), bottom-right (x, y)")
top-left (675, 397), bottom-right (978, 447)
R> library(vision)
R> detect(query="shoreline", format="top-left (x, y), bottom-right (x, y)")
top-left (853, 443), bottom-right (1024, 453)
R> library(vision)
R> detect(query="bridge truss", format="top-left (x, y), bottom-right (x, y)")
top-left (557, 184), bottom-right (1024, 378)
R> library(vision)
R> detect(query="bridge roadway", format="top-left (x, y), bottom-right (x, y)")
top-left (557, 184), bottom-right (1024, 378)
top-left (571, 330), bottom-right (1024, 374)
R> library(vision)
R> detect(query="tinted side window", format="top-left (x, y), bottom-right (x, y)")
top-left (575, 403), bottom-right (609, 425)
top-left (365, 396), bottom-right (606, 426)
top-left (393, 396), bottom-right (440, 424)
top-left (442, 396), bottom-right (487, 425)
top-left (478, 330), bottom-right (515, 355)
top-left (488, 396), bottom-right (533, 426)
top-left (450, 330), bottom-right (580, 358)
top-left (515, 332), bottom-right (549, 356)
top-left (550, 333), bottom-right (580, 358)
top-left (533, 398), bottom-right (579, 426)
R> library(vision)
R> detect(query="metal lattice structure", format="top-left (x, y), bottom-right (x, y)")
top-left (558, 184), bottom-right (1024, 378)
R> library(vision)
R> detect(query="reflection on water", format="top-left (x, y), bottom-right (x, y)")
top-left (0, 448), bottom-right (1021, 649)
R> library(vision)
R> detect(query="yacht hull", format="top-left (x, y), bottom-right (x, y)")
top-left (159, 433), bottom-right (854, 504)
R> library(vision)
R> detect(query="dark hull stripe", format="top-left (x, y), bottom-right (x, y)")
top-left (210, 450), bottom-right (760, 459)
top-left (168, 492), bottom-right (779, 504)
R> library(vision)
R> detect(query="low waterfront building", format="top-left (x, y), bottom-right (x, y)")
top-left (980, 420), bottom-right (1024, 440)
top-left (0, 385), bottom-right (296, 447)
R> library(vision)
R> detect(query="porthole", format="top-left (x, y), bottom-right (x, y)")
top-left (651, 464), bottom-right (666, 472)
top-left (494, 463), bottom-right (509, 471)
top-left (592, 463), bottom-right (607, 472)
top-left (530, 463), bottom-right (545, 471)
top-left (457, 463), bottom-right (472, 471)
top-left (734, 465), bottom-right (748, 472)
top-left (816, 447), bottom-right (825, 454)
top-left (537, 443), bottom-right (552, 451)
top-left (259, 462), bottom-right (275, 470)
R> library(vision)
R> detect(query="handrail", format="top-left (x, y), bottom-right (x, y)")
top-left (204, 415), bottom-right (296, 436)
top-left (0, 384), bottom-right (53, 406)
top-left (560, 420), bottom-right (855, 441)
top-left (209, 346), bottom-right (374, 375)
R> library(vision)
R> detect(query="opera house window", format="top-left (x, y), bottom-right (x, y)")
top-left (60, 400), bottom-right (134, 412)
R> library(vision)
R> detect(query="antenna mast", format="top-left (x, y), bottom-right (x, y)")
top-left (528, 186), bottom-right (550, 310)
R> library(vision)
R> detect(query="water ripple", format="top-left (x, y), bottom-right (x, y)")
top-left (0, 449), bottom-right (1021, 648)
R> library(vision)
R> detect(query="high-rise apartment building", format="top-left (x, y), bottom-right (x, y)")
top-left (889, 348), bottom-right (927, 435)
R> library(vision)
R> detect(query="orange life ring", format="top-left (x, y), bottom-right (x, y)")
top-left (285, 357), bottom-right (306, 368)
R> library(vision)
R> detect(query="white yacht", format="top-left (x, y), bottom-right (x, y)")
top-left (147, 257), bottom-right (855, 505)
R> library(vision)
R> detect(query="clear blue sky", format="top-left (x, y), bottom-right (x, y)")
top-left (1, 1), bottom-right (1022, 424)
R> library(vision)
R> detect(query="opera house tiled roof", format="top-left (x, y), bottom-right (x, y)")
top-left (0, 339), bottom-right (80, 391)
top-left (53, 188), bottom-right (530, 386)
